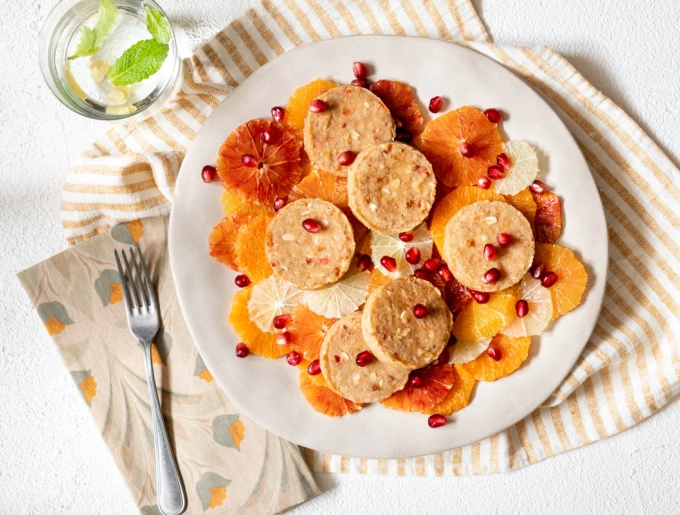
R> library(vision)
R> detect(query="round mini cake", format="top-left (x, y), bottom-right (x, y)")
top-left (362, 277), bottom-right (452, 369)
top-left (443, 200), bottom-right (534, 292)
top-left (347, 142), bottom-right (437, 234)
top-left (303, 85), bottom-right (395, 177)
top-left (265, 198), bottom-right (355, 289)
top-left (320, 312), bottom-right (410, 403)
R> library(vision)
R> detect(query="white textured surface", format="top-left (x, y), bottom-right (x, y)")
top-left (0, 0), bottom-right (678, 513)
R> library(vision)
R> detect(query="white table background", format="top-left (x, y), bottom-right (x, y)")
top-left (1, 0), bottom-right (678, 513)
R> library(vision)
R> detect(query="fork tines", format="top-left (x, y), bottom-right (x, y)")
top-left (114, 246), bottom-right (156, 312)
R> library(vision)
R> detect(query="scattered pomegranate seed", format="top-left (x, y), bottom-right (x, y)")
top-left (477, 176), bottom-right (491, 189)
top-left (357, 254), bottom-right (374, 272)
top-left (459, 141), bottom-right (475, 158)
top-left (273, 314), bottom-right (289, 329)
top-left (337, 150), bottom-right (356, 166)
top-left (428, 414), bottom-right (447, 428)
top-left (483, 243), bottom-right (497, 261)
top-left (541, 271), bottom-right (558, 287)
top-left (423, 258), bottom-right (439, 272)
top-left (201, 165), bottom-right (216, 183)
top-left (487, 165), bottom-right (506, 180)
top-left (531, 263), bottom-right (546, 280)
top-left (307, 359), bottom-right (321, 375)
top-left (414, 268), bottom-right (430, 281)
top-left (429, 96), bottom-right (444, 113)
top-left (437, 264), bottom-right (453, 283)
top-left (302, 218), bottom-right (321, 233)
top-left (241, 154), bottom-right (259, 167)
top-left (405, 247), bottom-right (421, 265)
top-left (516, 299), bottom-right (529, 318)
top-left (273, 197), bottom-right (287, 211)
top-left (530, 180), bottom-right (549, 194)
top-left (438, 348), bottom-right (450, 364)
top-left (309, 99), bottom-right (328, 113)
top-left (497, 233), bottom-right (513, 247)
top-left (482, 268), bottom-right (501, 284)
top-left (380, 256), bottom-right (397, 272)
top-left (413, 304), bottom-right (429, 318)
top-left (399, 232), bottom-right (414, 242)
top-left (394, 117), bottom-right (405, 130)
top-left (271, 106), bottom-right (285, 122)
top-left (497, 153), bottom-right (511, 170)
top-left (356, 350), bottom-right (373, 367)
top-left (334, 355), bottom-right (340, 363)
top-left (395, 130), bottom-right (413, 143)
top-left (353, 61), bottom-right (368, 79)
top-left (409, 375), bottom-right (423, 388)
top-left (286, 350), bottom-right (302, 366)
top-left (472, 291), bottom-right (490, 304)
top-left (235, 343), bottom-right (249, 358)
top-left (235, 274), bottom-right (251, 288)
top-left (260, 126), bottom-right (278, 144)
top-left (484, 108), bottom-right (503, 123)
top-left (487, 345), bottom-right (502, 361)
top-left (351, 79), bottom-right (368, 88)
top-left (276, 331), bottom-right (291, 346)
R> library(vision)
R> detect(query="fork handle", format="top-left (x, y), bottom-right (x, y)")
top-left (142, 343), bottom-right (187, 515)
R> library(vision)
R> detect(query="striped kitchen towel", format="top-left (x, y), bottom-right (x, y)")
top-left (61, 0), bottom-right (680, 476)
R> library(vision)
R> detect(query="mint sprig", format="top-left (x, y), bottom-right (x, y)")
top-left (145, 7), bottom-right (172, 44)
top-left (108, 39), bottom-right (169, 86)
top-left (68, 0), bottom-right (118, 60)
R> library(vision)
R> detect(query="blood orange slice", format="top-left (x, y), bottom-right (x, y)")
top-left (504, 188), bottom-right (536, 227)
top-left (532, 191), bottom-right (563, 243)
top-left (381, 364), bottom-right (455, 412)
top-left (208, 214), bottom-right (251, 271)
top-left (288, 305), bottom-right (337, 361)
top-left (370, 79), bottom-right (424, 135)
top-left (419, 106), bottom-right (503, 188)
top-left (284, 78), bottom-right (338, 133)
top-left (461, 334), bottom-right (532, 381)
top-left (217, 119), bottom-right (302, 205)
top-left (422, 366), bottom-right (476, 415)
top-left (533, 243), bottom-right (588, 319)
top-left (299, 372), bottom-right (362, 417)
top-left (234, 214), bottom-right (273, 284)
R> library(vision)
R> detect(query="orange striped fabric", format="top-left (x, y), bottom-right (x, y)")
top-left (61, 0), bottom-right (680, 475)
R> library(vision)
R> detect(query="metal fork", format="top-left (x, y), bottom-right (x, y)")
top-left (115, 247), bottom-right (187, 515)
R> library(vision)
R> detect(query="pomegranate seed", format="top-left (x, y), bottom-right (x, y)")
top-left (201, 165), bottom-right (216, 183)
top-left (307, 359), bottom-right (321, 375)
top-left (413, 304), bottom-right (429, 318)
top-left (530, 180), bottom-right (549, 194)
top-left (353, 61), bottom-right (368, 79)
top-left (438, 348), bottom-right (450, 364)
top-left (271, 106), bottom-right (285, 122)
top-left (482, 268), bottom-right (500, 284)
top-left (276, 331), bottom-right (291, 346)
top-left (241, 154), bottom-right (259, 167)
top-left (516, 299), bottom-right (529, 318)
top-left (357, 254), bottom-right (374, 272)
top-left (309, 99), bottom-right (328, 113)
top-left (429, 96), bottom-right (444, 113)
top-left (302, 218), bottom-right (321, 233)
top-left (337, 150), bottom-right (356, 166)
top-left (273, 314), bottom-right (289, 329)
top-left (235, 343), bottom-right (249, 358)
top-left (477, 176), bottom-right (491, 189)
top-left (497, 153), bottom-right (511, 170)
top-left (394, 117), bottom-right (405, 130)
top-left (414, 268), bottom-right (430, 281)
top-left (483, 243), bottom-right (497, 261)
top-left (235, 274), bottom-right (250, 288)
top-left (399, 232), bottom-right (414, 242)
top-left (428, 414), bottom-right (447, 428)
top-left (334, 355), bottom-right (340, 363)
top-left (497, 233), bottom-right (513, 247)
top-left (531, 263), bottom-right (546, 280)
top-left (484, 108), bottom-right (503, 123)
top-left (459, 141), bottom-right (475, 158)
top-left (487, 165), bottom-right (506, 180)
top-left (423, 258), bottom-right (439, 272)
top-left (380, 256), bottom-right (397, 272)
top-left (286, 350), bottom-right (302, 366)
top-left (395, 130), bottom-right (413, 143)
top-left (356, 350), bottom-right (373, 367)
top-left (487, 345), bottom-right (502, 361)
top-left (405, 247), bottom-right (421, 265)
top-left (351, 79), bottom-right (368, 88)
top-left (437, 264), bottom-right (453, 283)
top-left (409, 376), bottom-right (423, 388)
top-left (472, 291), bottom-right (490, 304)
top-left (260, 126), bottom-right (278, 144)
top-left (273, 197), bottom-right (287, 211)
top-left (541, 271), bottom-right (558, 287)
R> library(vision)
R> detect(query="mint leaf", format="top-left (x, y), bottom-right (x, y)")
top-left (145, 6), bottom-right (172, 44)
top-left (108, 39), bottom-right (169, 86)
top-left (93, 0), bottom-right (118, 48)
top-left (68, 26), bottom-right (97, 60)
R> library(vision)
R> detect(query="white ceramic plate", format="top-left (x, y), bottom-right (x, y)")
top-left (169, 35), bottom-right (607, 459)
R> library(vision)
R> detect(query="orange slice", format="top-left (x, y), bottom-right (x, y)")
top-left (297, 359), bottom-right (328, 387)
top-left (216, 119), bottom-right (302, 205)
top-left (221, 189), bottom-right (275, 217)
top-left (288, 305), bottom-right (337, 361)
top-left (534, 243), bottom-right (588, 319)
top-left (368, 267), bottom-right (392, 294)
top-left (234, 214), bottom-right (273, 284)
top-left (419, 106), bottom-right (503, 188)
top-left (284, 78), bottom-right (338, 133)
top-left (299, 371), bottom-right (362, 417)
top-left (429, 185), bottom-right (505, 254)
top-left (381, 364), bottom-right (455, 412)
top-left (461, 334), bottom-right (532, 381)
top-left (288, 169), bottom-right (348, 208)
top-left (422, 366), bottom-right (476, 415)
top-left (452, 287), bottom-right (518, 342)
top-left (208, 214), bottom-right (251, 271)
top-left (532, 191), bottom-right (562, 243)
top-left (504, 188), bottom-right (536, 227)
top-left (369, 79), bottom-right (424, 135)
top-left (228, 287), bottom-right (290, 359)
